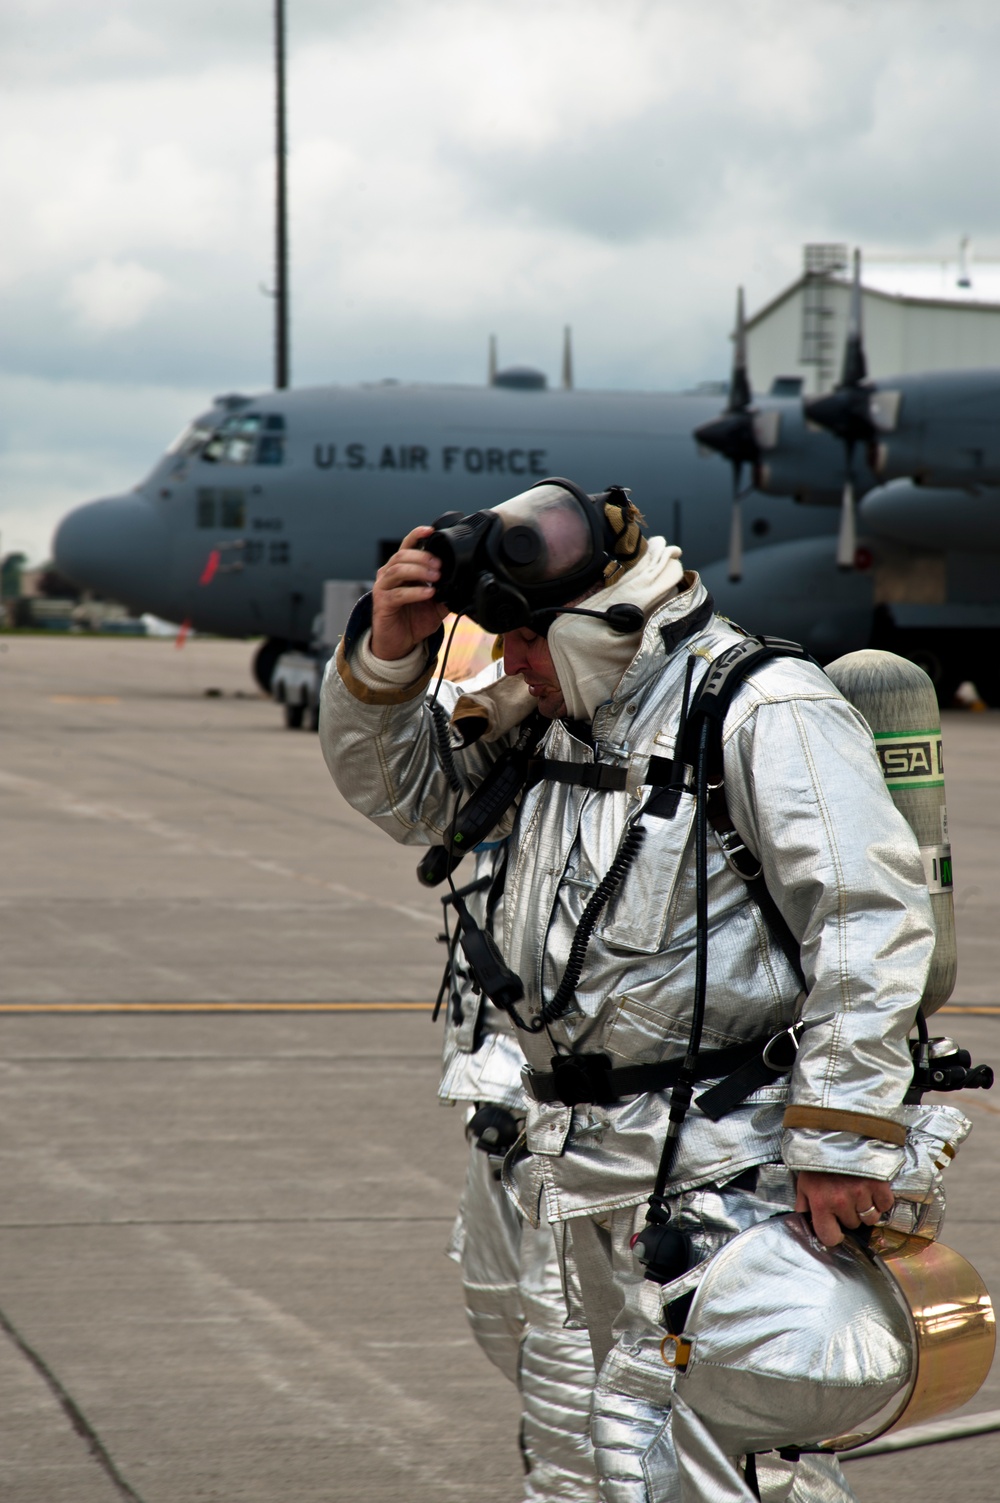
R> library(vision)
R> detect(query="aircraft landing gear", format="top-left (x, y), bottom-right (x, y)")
top-left (870, 610), bottom-right (1000, 708)
top-left (253, 637), bottom-right (301, 694)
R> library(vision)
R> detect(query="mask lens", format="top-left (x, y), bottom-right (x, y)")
top-left (489, 484), bottom-right (596, 587)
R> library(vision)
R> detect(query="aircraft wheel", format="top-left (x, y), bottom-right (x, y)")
top-left (870, 615), bottom-right (968, 708)
top-left (903, 644), bottom-right (945, 690)
top-left (253, 637), bottom-right (292, 694)
top-left (904, 649), bottom-right (966, 708)
top-left (284, 702), bottom-right (305, 730)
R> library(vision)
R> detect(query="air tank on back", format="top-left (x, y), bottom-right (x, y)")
top-left (824, 649), bottom-right (957, 1012)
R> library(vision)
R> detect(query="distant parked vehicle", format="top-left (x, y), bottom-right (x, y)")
top-left (269, 584), bottom-right (497, 731)
top-left (270, 581), bottom-right (366, 730)
top-left (271, 647), bottom-right (329, 730)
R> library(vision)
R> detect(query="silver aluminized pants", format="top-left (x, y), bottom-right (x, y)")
top-left (568, 1170), bottom-right (860, 1503)
top-left (451, 1139), bottom-right (599, 1500)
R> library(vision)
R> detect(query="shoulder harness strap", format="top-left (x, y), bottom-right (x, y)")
top-left (683, 636), bottom-right (816, 987)
top-left (680, 635), bottom-right (814, 766)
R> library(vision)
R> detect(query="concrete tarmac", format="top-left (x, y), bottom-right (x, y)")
top-left (0, 635), bottom-right (998, 1502)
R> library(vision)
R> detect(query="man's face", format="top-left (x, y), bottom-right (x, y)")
top-left (503, 626), bottom-right (567, 718)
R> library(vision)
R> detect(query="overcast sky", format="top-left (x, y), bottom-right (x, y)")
top-left (3, 0), bottom-right (1000, 561)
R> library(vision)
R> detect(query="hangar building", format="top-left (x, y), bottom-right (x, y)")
top-left (746, 242), bottom-right (1000, 396)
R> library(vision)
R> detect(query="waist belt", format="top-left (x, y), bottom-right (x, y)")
top-left (523, 1025), bottom-right (805, 1117)
top-left (529, 754), bottom-right (676, 793)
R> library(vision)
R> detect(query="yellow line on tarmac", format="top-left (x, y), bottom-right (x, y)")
top-left (0, 1002), bottom-right (434, 1015)
top-left (3, 1000), bottom-right (993, 1018)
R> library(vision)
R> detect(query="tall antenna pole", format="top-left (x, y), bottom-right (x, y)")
top-left (561, 325), bottom-right (574, 391)
top-left (274, 0), bottom-right (290, 388)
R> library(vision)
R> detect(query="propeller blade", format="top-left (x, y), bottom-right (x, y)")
top-left (728, 483), bottom-right (744, 582)
top-left (488, 334), bottom-right (497, 386)
top-left (836, 476), bottom-right (857, 570)
top-left (840, 248), bottom-right (867, 389)
top-left (693, 411), bottom-right (759, 465)
top-left (692, 287), bottom-right (759, 520)
top-left (729, 286), bottom-right (751, 413)
top-left (803, 250), bottom-right (876, 451)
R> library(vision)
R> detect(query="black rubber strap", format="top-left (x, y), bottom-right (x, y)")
top-left (659, 593), bottom-right (715, 656)
top-left (532, 760), bottom-right (628, 791)
top-left (678, 637), bottom-right (815, 785)
top-left (524, 1034), bottom-right (779, 1107)
top-left (529, 753), bottom-right (678, 794)
top-left (523, 594), bottom-right (716, 800)
top-left (704, 784), bottom-right (806, 988)
top-left (694, 1028), bottom-right (799, 1121)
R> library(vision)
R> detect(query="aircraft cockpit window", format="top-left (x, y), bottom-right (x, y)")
top-left (257, 414), bottom-right (286, 465)
top-left (203, 414), bottom-right (260, 465)
top-left (167, 422), bottom-right (214, 457)
top-left (201, 413), bottom-right (285, 466)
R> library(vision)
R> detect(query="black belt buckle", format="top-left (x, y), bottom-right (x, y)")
top-left (549, 1052), bottom-right (614, 1107)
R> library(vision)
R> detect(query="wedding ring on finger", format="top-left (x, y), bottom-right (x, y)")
top-left (859, 1205), bottom-right (880, 1222)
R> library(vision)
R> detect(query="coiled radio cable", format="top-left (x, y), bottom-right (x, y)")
top-left (528, 820), bottom-right (647, 1034)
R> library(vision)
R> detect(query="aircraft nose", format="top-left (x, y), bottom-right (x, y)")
top-left (53, 494), bottom-right (170, 609)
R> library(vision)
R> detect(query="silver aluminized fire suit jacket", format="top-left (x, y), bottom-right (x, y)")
top-left (320, 573), bottom-right (935, 1227)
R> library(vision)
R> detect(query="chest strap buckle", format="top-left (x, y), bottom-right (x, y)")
top-left (713, 824), bottom-right (763, 880)
top-left (547, 1052), bottom-right (615, 1107)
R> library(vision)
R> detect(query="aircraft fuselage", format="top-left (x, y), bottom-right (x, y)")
top-left (53, 382), bottom-right (838, 642)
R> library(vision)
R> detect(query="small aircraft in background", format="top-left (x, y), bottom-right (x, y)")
top-left (53, 256), bottom-right (1000, 703)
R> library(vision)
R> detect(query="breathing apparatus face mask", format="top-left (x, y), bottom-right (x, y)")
top-left (420, 477), bottom-right (645, 636)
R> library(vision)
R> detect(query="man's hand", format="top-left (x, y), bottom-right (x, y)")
top-left (370, 526), bottom-right (449, 662)
top-left (795, 1170), bottom-right (894, 1248)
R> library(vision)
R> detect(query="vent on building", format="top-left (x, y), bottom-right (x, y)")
top-left (803, 244), bottom-right (849, 277)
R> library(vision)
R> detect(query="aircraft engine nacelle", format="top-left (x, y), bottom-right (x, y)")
top-left (859, 480), bottom-right (1000, 553)
top-left (699, 534), bottom-right (875, 661)
top-left (871, 370), bottom-right (1000, 489)
top-left (751, 405), bottom-right (878, 506)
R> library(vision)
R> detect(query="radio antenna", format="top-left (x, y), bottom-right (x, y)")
top-left (562, 325), bottom-right (574, 391)
top-left (274, 0), bottom-right (290, 388)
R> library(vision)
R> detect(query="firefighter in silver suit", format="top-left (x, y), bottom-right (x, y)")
top-left (319, 482), bottom-right (938, 1502)
top-left (439, 835), bottom-right (599, 1501)
top-left (427, 634), bottom-right (600, 1500)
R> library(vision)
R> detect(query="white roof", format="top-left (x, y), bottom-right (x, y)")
top-left (861, 259), bottom-right (1000, 307)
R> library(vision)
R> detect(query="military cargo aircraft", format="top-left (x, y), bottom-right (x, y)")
top-left (53, 255), bottom-right (1000, 702)
top-left (49, 366), bottom-right (837, 690)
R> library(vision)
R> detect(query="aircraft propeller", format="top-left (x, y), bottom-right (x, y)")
top-left (802, 249), bottom-right (878, 570)
top-left (693, 288), bottom-right (758, 581)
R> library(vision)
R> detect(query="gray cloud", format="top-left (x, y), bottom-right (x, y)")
top-left (3, 0), bottom-right (1000, 558)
